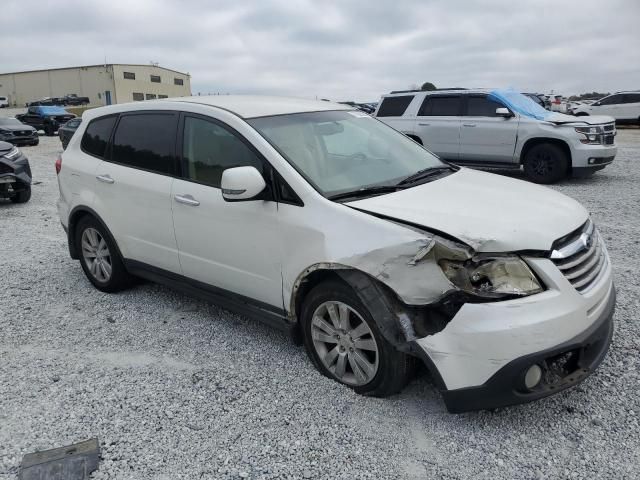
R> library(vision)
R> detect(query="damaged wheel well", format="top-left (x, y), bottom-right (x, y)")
top-left (291, 266), bottom-right (461, 354)
top-left (67, 207), bottom-right (123, 261)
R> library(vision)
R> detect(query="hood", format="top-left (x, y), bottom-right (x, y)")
top-left (544, 112), bottom-right (614, 125)
top-left (346, 168), bottom-right (588, 252)
top-left (0, 141), bottom-right (13, 153)
top-left (0, 124), bottom-right (36, 132)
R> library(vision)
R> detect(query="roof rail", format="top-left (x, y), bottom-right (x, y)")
top-left (389, 87), bottom-right (468, 94)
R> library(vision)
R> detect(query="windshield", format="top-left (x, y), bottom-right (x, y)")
top-left (248, 110), bottom-right (445, 197)
top-left (0, 118), bottom-right (23, 126)
top-left (489, 89), bottom-right (551, 120)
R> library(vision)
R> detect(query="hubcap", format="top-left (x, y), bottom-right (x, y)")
top-left (81, 228), bottom-right (112, 282)
top-left (532, 151), bottom-right (554, 176)
top-left (311, 301), bottom-right (379, 386)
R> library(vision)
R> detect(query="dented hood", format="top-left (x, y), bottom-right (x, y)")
top-left (347, 168), bottom-right (589, 252)
top-left (545, 112), bottom-right (614, 125)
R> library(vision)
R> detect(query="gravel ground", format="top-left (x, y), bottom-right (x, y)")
top-left (1, 107), bottom-right (639, 479)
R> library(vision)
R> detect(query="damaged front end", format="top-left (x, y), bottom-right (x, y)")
top-left (292, 230), bottom-right (545, 358)
top-left (0, 143), bottom-right (32, 200)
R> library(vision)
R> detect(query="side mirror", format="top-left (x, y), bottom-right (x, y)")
top-left (221, 166), bottom-right (267, 202)
top-left (496, 107), bottom-right (513, 118)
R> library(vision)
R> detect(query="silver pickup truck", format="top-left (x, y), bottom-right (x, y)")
top-left (375, 89), bottom-right (617, 183)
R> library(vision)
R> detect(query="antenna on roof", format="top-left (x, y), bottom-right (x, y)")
top-left (150, 61), bottom-right (159, 67)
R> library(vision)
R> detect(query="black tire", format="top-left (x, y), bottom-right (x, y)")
top-left (10, 187), bottom-right (31, 203)
top-left (523, 143), bottom-right (569, 184)
top-left (301, 280), bottom-right (412, 397)
top-left (44, 125), bottom-right (55, 136)
top-left (75, 215), bottom-right (133, 293)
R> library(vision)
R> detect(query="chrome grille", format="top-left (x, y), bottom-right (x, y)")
top-left (551, 219), bottom-right (607, 293)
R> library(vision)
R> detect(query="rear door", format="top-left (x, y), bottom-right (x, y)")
top-left (458, 95), bottom-right (518, 164)
top-left (92, 111), bottom-right (181, 273)
top-left (415, 95), bottom-right (462, 159)
top-left (171, 113), bottom-right (283, 308)
top-left (621, 93), bottom-right (640, 121)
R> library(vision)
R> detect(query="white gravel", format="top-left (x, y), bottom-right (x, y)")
top-left (0, 107), bottom-right (639, 479)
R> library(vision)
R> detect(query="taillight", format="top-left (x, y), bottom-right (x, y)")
top-left (55, 155), bottom-right (62, 175)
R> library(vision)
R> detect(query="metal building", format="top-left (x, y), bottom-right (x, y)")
top-left (0, 64), bottom-right (191, 107)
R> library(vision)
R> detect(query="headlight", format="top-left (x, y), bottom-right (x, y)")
top-left (3, 146), bottom-right (20, 159)
top-left (0, 129), bottom-right (11, 136)
top-left (575, 125), bottom-right (604, 145)
top-left (439, 256), bottom-right (543, 299)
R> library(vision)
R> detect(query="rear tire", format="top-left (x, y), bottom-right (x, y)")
top-left (301, 280), bottom-right (412, 397)
top-left (523, 143), bottom-right (569, 184)
top-left (75, 216), bottom-right (133, 293)
top-left (10, 186), bottom-right (31, 203)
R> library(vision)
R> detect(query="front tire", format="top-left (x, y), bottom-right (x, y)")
top-left (75, 216), bottom-right (133, 292)
top-left (301, 281), bottom-right (412, 397)
top-left (523, 143), bottom-right (569, 184)
top-left (10, 186), bottom-right (31, 203)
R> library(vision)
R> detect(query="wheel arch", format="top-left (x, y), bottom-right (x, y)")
top-left (519, 137), bottom-right (572, 168)
top-left (289, 263), bottom-right (453, 353)
top-left (405, 134), bottom-right (423, 145)
top-left (67, 206), bottom-right (124, 262)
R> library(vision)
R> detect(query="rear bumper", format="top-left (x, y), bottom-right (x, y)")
top-left (440, 286), bottom-right (614, 413)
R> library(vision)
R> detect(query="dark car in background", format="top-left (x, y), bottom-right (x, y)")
top-left (15, 106), bottom-right (76, 136)
top-left (62, 94), bottom-right (90, 106)
top-left (0, 118), bottom-right (39, 146)
top-left (58, 117), bottom-right (81, 149)
top-left (0, 141), bottom-right (31, 203)
top-left (27, 94), bottom-right (90, 107)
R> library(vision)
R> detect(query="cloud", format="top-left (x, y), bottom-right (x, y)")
top-left (1, 0), bottom-right (638, 101)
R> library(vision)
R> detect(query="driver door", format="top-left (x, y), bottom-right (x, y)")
top-left (171, 113), bottom-right (283, 309)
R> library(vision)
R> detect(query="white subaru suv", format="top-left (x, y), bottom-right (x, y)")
top-left (375, 89), bottom-right (617, 183)
top-left (56, 96), bottom-right (615, 413)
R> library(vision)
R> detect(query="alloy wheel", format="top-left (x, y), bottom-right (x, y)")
top-left (81, 227), bottom-right (112, 282)
top-left (311, 300), bottom-right (379, 386)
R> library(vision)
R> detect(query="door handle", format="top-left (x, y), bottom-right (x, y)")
top-left (96, 174), bottom-right (114, 184)
top-left (174, 194), bottom-right (200, 206)
top-left (418, 122), bottom-right (431, 126)
top-left (463, 123), bottom-right (477, 127)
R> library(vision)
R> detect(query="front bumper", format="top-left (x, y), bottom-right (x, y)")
top-left (414, 254), bottom-right (615, 413)
top-left (440, 286), bottom-right (614, 413)
top-left (571, 142), bottom-right (617, 168)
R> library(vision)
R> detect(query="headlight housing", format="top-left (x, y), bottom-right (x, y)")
top-left (439, 256), bottom-right (543, 299)
top-left (3, 146), bottom-right (21, 159)
top-left (575, 125), bottom-right (603, 145)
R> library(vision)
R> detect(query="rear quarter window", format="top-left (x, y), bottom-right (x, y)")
top-left (376, 96), bottom-right (415, 117)
top-left (81, 116), bottom-right (117, 158)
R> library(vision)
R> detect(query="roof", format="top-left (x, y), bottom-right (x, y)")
top-left (383, 88), bottom-right (491, 97)
top-left (167, 95), bottom-right (351, 118)
top-left (0, 64), bottom-right (189, 77)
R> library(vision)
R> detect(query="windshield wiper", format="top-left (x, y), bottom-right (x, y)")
top-left (396, 165), bottom-right (457, 186)
top-left (328, 185), bottom-right (400, 201)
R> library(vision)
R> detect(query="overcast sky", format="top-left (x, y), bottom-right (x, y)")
top-left (2, 0), bottom-right (639, 101)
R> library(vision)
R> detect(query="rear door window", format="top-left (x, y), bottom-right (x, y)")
top-left (81, 116), bottom-right (117, 158)
top-left (465, 96), bottom-right (505, 117)
top-left (111, 113), bottom-right (178, 175)
top-left (376, 96), bottom-right (414, 117)
top-left (418, 96), bottom-right (462, 116)
top-left (599, 94), bottom-right (623, 106)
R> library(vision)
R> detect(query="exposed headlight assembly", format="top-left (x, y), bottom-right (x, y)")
top-left (439, 256), bottom-right (543, 299)
top-left (3, 146), bottom-right (20, 159)
top-left (575, 125), bottom-right (603, 145)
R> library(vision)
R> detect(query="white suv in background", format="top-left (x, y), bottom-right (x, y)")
top-left (0, 96), bottom-right (9, 108)
top-left (56, 96), bottom-right (615, 413)
top-left (375, 89), bottom-right (617, 183)
top-left (572, 91), bottom-right (640, 124)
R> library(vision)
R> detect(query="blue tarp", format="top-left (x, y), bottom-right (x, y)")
top-left (37, 106), bottom-right (68, 115)
top-left (488, 89), bottom-right (552, 121)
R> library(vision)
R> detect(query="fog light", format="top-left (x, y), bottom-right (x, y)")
top-left (524, 364), bottom-right (542, 390)
top-left (588, 158), bottom-right (596, 164)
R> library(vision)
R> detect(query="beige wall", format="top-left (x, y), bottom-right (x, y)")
top-left (112, 65), bottom-right (191, 104)
top-left (0, 64), bottom-right (191, 107)
top-left (0, 65), bottom-right (115, 107)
